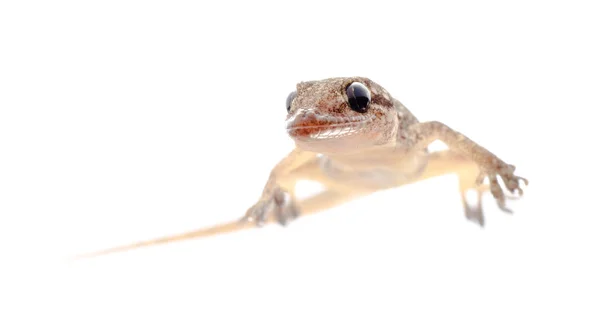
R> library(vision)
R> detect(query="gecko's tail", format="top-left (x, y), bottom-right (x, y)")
top-left (69, 188), bottom-right (375, 260)
top-left (70, 220), bottom-right (253, 260)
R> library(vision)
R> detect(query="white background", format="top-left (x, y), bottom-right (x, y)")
top-left (1, 0), bottom-right (599, 309)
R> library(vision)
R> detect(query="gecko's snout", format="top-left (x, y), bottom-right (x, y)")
top-left (285, 109), bottom-right (373, 141)
top-left (285, 109), bottom-right (325, 137)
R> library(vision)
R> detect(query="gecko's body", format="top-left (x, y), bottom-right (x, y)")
top-left (77, 77), bottom-right (527, 258)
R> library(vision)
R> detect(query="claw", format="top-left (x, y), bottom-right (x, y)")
top-left (515, 187), bottom-right (524, 196)
top-left (517, 176), bottom-right (529, 188)
top-left (501, 173), bottom-right (528, 198)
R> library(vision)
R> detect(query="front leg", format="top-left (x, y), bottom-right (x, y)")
top-left (241, 148), bottom-right (318, 226)
top-left (409, 121), bottom-right (528, 210)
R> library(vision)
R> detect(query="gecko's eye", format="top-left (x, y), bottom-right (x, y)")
top-left (286, 91), bottom-right (296, 112)
top-left (346, 82), bottom-right (370, 113)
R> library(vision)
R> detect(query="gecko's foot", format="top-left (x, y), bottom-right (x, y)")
top-left (477, 163), bottom-right (528, 212)
top-left (240, 187), bottom-right (300, 227)
top-left (461, 186), bottom-right (485, 227)
top-left (464, 204), bottom-right (484, 226)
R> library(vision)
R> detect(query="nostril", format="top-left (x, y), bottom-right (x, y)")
top-left (297, 110), bottom-right (310, 121)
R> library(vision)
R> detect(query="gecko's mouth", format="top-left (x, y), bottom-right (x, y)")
top-left (285, 109), bottom-right (374, 141)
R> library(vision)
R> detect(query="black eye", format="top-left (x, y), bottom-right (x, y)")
top-left (346, 82), bottom-right (371, 113)
top-left (286, 91), bottom-right (296, 112)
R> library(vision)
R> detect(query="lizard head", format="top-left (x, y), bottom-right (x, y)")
top-left (285, 77), bottom-right (399, 154)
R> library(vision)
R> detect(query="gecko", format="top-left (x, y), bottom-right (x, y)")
top-left (75, 76), bottom-right (528, 259)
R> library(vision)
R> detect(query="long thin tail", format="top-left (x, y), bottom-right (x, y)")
top-left (71, 220), bottom-right (253, 260)
top-left (70, 152), bottom-right (478, 260)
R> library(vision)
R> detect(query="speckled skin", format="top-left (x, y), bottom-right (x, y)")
top-left (287, 77), bottom-right (417, 153)
top-left (76, 77), bottom-right (528, 259)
